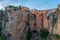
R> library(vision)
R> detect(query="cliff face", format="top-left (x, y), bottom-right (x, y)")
top-left (2, 5), bottom-right (60, 40)
top-left (4, 6), bottom-right (40, 40)
top-left (54, 9), bottom-right (60, 35)
top-left (5, 7), bottom-right (29, 40)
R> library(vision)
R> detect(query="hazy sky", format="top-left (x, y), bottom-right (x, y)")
top-left (0, 0), bottom-right (60, 10)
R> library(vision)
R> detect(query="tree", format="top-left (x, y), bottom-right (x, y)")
top-left (53, 34), bottom-right (60, 40)
top-left (0, 25), bottom-right (2, 31)
top-left (0, 24), bottom-right (7, 40)
top-left (26, 28), bottom-right (32, 40)
top-left (40, 28), bottom-right (49, 40)
top-left (0, 10), bottom-right (4, 20)
top-left (0, 34), bottom-right (7, 40)
top-left (0, 10), bottom-right (7, 40)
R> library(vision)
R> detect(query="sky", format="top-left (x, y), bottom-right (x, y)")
top-left (0, 0), bottom-right (60, 10)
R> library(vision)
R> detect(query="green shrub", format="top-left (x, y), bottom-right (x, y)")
top-left (53, 34), bottom-right (60, 39)
top-left (0, 34), bottom-right (7, 40)
top-left (32, 30), bottom-right (38, 33)
top-left (26, 28), bottom-right (32, 40)
top-left (40, 28), bottom-right (49, 40)
top-left (0, 25), bottom-right (2, 31)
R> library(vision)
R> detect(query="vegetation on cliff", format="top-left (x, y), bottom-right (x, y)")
top-left (40, 28), bottom-right (49, 40)
top-left (26, 28), bottom-right (32, 40)
top-left (0, 10), bottom-right (7, 40)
